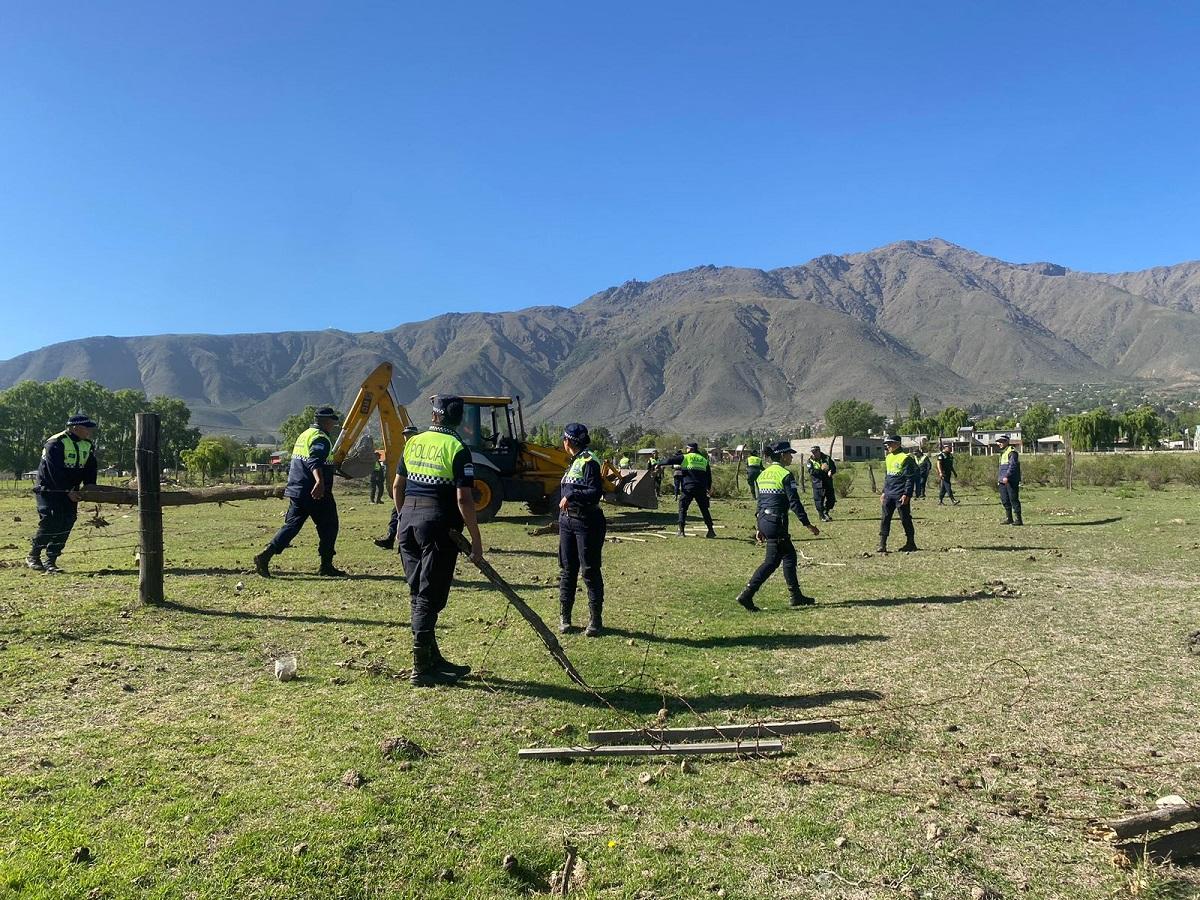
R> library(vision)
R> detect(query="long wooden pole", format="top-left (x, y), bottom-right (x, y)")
top-left (136, 413), bottom-right (164, 604)
top-left (77, 483), bottom-right (284, 506)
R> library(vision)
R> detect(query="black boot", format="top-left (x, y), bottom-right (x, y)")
top-left (898, 541), bottom-right (919, 552)
top-left (318, 554), bottom-right (348, 577)
top-left (253, 548), bottom-right (273, 578)
top-left (373, 537), bottom-right (394, 550)
top-left (559, 599), bottom-right (579, 634)
top-left (705, 528), bottom-right (716, 539)
top-left (876, 540), bottom-right (888, 554)
top-left (789, 588), bottom-right (815, 607)
top-left (43, 557), bottom-right (62, 574)
top-left (26, 553), bottom-right (44, 571)
top-left (411, 637), bottom-right (457, 687)
top-left (736, 588), bottom-right (761, 612)
top-left (431, 637), bottom-right (471, 678)
top-left (584, 603), bottom-right (604, 637)
top-left (676, 526), bottom-right (686, 537)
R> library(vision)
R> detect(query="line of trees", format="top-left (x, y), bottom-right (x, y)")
top-left (0, 378), bottom-right (202, 476)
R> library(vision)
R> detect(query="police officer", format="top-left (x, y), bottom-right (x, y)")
top-left (877, 435), bottom-right (919, 553)
top-left (914, 446), bottom-right (932, 499)
top-left (28, 414), bottom-right (99, 573)
top-left (618, 453), bottom-right (631, 468)
top-left (996, 434), bottom-right (1023, 525)
top-left (369, 452), bottom-right (386, 504)
top-left (659, 442), bottom-right (716, 538)
top-left (806, 445), bottom-right (837, 522)
top-left (745, 451), bottom-right (763, 498)
top-left (394, 395), bottom-right (483, 687)
top-left (736, 441), bottom-right (820, 611)
top-left (672, 465), bottom-right (683, 498)
top-left (374, 425), bottom-right (421, 550)
top-left (254, 406), bottom-right (346, 577)
top-left (936, 441), bottom-right (959, 505)
top-left (557, 423), bottom-right (607, 637)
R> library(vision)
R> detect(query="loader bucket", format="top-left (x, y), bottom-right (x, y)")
top-left (605, 469), bottom-right (659, 510)
top-left (337, 433), bottom-right (377, 479)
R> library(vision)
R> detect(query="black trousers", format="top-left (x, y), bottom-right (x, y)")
top-left (31, 493), bottom-right (78, 560)
top-left (369, 478), bottom-right (385, 503)
top-left (745, 514), bottom-right (801, 597)
top-left (558, 509), bottom-right (606, 615)
top-left (673, 476), bottom-right (682, 497)
top-left (812, 480), bottom-right (836, 515)
top-left (268, 497), bottom-right (339, 558)
top-left (678, 489), bottom-right (714, 530)
top-left (938, 477), bottom-right (956, 502)
top-left (1000, 482), bottom-right (1022, 521)
top-left (383, 507), bottom-right (400, 543)
top-left (398, 502), bottom-right (461, 638)
top-left (746, 470), bottom-right (761, 498)
top-left (915, 473), bottom-right (928, 499)
top-left (879, 494), bottom-right (915, 546)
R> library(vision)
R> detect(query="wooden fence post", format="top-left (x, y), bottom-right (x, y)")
top-left (136, 413), bottom-right (164, 604)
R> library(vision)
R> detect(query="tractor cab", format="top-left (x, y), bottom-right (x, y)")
top-left (459, 396), bottom-right (524, 471)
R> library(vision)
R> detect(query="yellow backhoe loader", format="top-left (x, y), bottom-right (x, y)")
top-left (331, 363), bottom-right (658, 523)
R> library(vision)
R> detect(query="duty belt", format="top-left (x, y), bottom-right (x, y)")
top-left (403, 497), bottom-right (442, 509)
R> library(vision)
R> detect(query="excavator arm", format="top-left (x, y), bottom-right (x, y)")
top-left (331, 362), bottom-right (413, 487)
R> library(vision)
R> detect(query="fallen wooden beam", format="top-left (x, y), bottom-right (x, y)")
top-left (1094, 803), bottom-right (1200, 841)
top-left (518, 740), bottom-right (784, 759)
top-left (77, 484), bottom-right (285, 507)
top-left (587, 719), bottom-right (839, 745)
top-left (1116, 825), bottom-right (1200, 863)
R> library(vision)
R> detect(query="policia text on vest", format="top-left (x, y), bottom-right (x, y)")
top-left (877, 437), bottom-right (919, 554)
top-left (658, 445), bottom-right (716, 537)
top-left (28, 415), bottom-right (99, 573)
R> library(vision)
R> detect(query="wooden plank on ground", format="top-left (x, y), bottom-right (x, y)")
top-left (587, 720), bottom-right (839, 745)
top-left (518, 740), bottom-right (783, 759)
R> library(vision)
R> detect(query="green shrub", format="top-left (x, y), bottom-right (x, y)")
top-left (832, 470), bottom-right (854, 498)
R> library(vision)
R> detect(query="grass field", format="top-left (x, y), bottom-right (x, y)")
top-left (2, 479), bottom-right (1199, 899)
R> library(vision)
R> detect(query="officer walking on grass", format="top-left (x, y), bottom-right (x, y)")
top-left (877, 435), bottom-right (919, 554)
top-left (255, 406), bottom-right (347, 577)
top-left (659, 442), bottom-right (716, 538)
top-left (375, 425), bottom-right (421, 551)
top-left (394, 395), bottom-right (483, 687)
top-left (996, 434), bottom-right (1024, 525)
top-left (557, 423), bottom-right (607, 637)
top-left (735, 441), bottom-right (820, 612)
top-left (914, 446), bottom-right (932, 499)
top-left (369, 452), bottom-right (386, 504)
top-left (936, 441), bottom-right (960, 505)
top-left (27, 414), bottom-right (99, 573)
top-left (806, 445), bottom-right (837, 522)
top-left (745, 451), bottom-right (763, 498)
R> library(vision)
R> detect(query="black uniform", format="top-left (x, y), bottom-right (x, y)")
top-left (879, 449), bottom-right (918, 551)
top-left (936, 450), bottom-right (957, 504)
top-left (31, 430), bottom-right (98, 565)
top-left (914, 452), bottom-right (932, 499)
top-left (558, 449), bottom-right (607, 629)
top-left (661, 451), bottom-right (714, 534)
top-left (806, 453), bottom-right (837, 519)
top-left (997, 446), bottom-right (1023, 524)
top-left (266, 426), bottom-right (339, 565)
top-left (396, 426), bottom-right (474, 642)
top-left (740, 463), bottom-right (814, 606)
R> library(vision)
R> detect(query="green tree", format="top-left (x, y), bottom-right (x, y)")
top-left (908, 395), bottom-right (923, 422)
top-left (824, 400), bottom-right (884, 437)
top-left (937, 406), bottom-right (970, 437)
top-left (181, 437), bottom-right (233, 482)
top-left (1122, 405), bottom-right (1163, 449)
top-left (1059, 408), bottom-right (1121, 450)
top-left (280, 406), bottom-right (318, 452)
top-left (150, 395), bottom-right (202, 470)
top-left (1019, 402), bottom-right (1056, 446)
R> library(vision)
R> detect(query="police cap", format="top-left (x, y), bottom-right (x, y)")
top-left (314, 406), bottom-right (341, 421)
top-left (562, 423), bottom-right (591, 447)
top-left (685, 441), bottom-right (699, 451)
top-left (402, 425), bottom-right (421, 436)
top-left (883, 434), bottom-right (901, 445)
top-left (430, 394), bottom-right (464, 427)
top-left (810, 445), bottom-right (821, 453)
top-left (67, 413), bottom-right (98, 428)
top-left (996, 434), bottom-right (1011, 444)
top-left (767, 440), bottom-right (794, 458)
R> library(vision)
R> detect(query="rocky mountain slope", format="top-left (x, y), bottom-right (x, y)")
top-left (3, 239), bottom-right (1197, 434)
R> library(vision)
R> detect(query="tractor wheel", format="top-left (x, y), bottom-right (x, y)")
top-left (472, 468), bottom-right (504, 523)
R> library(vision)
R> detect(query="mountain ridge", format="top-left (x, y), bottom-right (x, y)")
top-left (3, 239), bottom-right (1198, 435)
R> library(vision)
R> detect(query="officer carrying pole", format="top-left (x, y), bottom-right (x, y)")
top-left (254, 406), bottom-right (346, 577)
top-left (394, 395), bottom-right (483, 687)
top-left (556, 423), bottom-right (607, 637)
top-left (877, 434), bottom-right (919, 554)
top-left (27, 413), bottom-right (99, 573)
top-left (658, 442), bottom-right (717, 538)
top-left (806, 445), bottom-right (837, 522)
top-left (735, 441), bottom-right (820, 611)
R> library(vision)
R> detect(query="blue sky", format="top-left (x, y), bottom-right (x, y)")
top-left (1, 2), bottom-right (1197, 360)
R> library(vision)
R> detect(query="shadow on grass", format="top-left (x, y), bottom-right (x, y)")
top-left (60, 635), bottom-right (222, 654)
top-left (821, 594), bottom-right (984, 609)
top-left (960, 545), bottom-right (1061, 552)
top-left (604, 628), bottom-right (887, 650)
top-left (92, 567), bottom-right (409, 582)
top-left (1037, 517), bottom-right (1123, 527)
top-left (487, 548), bottom-right (559, 558)
top-left (153, 598), bottom-right (407, 628)
top-left (464, 676), bottom-right (884, 714)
